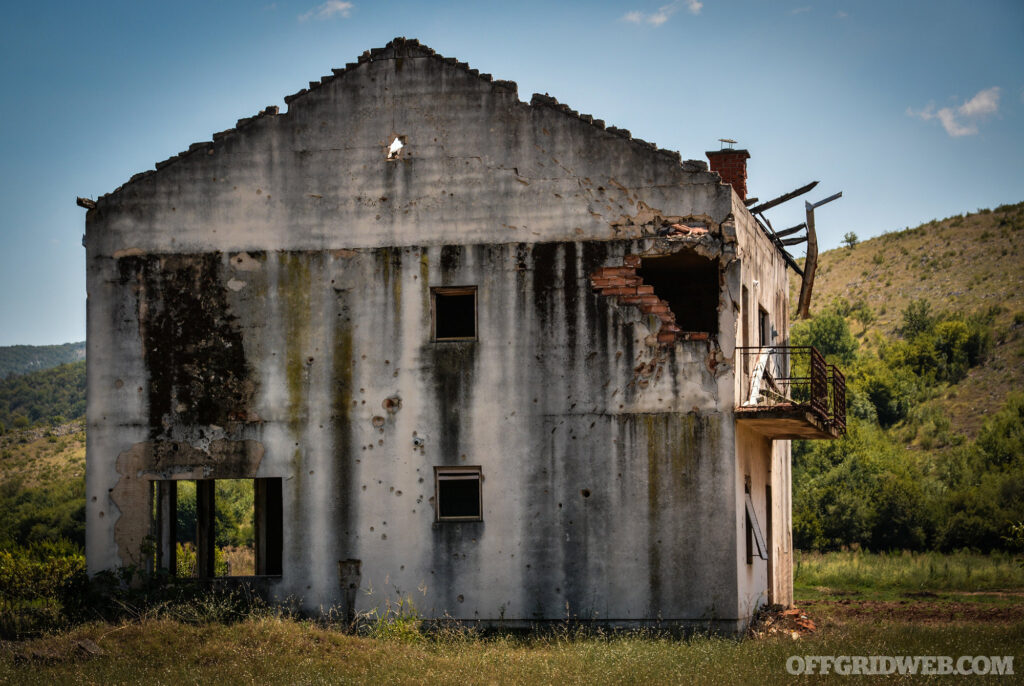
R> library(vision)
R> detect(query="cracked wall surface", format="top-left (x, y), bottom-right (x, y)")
top-left (84, 38), bottom-right (792, 630)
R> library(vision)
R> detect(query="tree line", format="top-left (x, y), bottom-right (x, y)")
top-left (792, 299), bottom-right (1023, 552)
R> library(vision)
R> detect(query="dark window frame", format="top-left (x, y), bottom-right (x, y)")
top-left (434, 466), bottom-right (483, 522)
top-left (431, 286), bottom-right (478, 341)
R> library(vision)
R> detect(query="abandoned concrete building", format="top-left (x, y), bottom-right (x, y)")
top-left (81, 38), bottom-right (845, 632)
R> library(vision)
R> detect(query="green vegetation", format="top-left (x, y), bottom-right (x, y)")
top-left (0, 620), bottom-right (1016, 685)
top-left (804, 201), bottom-right (1024, 438)
top-left (0, 476), bottom-right (85, 548)
top-left (785, 203), bottom-right (1024, 555)
top-left (794, 550), bottom-right (1024, 592)
top-left (1, 564), bottom-right (1022, 685)
top-left (0, 361), bottom-right (85, 432)
top-left (793, 298), bottom-right (1022, 552)
top-left (0, 430), bottom-right (86, 548)
top-left (0, 342), bottom-right (84, 379)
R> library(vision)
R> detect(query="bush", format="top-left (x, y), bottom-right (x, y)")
top-left (791, 310), bottom-right (857, 365)
top-left (793, 421), bottom-right (935, 551)
top-left (899, 299), bottom-right (934, 339)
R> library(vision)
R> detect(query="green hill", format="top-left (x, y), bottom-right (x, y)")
top-left (0, 342), bottom-right (85, 379)
top-left (789, 201), bottom-right (1024, 553)
top-left (0, 361), bottom-right (86, 432)
top-left (800, 200), bottom-right (1024, 439)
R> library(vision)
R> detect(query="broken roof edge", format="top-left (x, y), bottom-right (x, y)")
top-left (91, 37), bottom-right (707, 208)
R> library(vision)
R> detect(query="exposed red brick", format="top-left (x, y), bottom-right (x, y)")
top-left (591, 260), bottom-right (685, 348)
top-left (706, 149), bottom-right (750, 200)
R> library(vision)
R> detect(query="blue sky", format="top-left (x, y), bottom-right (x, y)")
top-left (1, 0), bottom-right (1021, 345)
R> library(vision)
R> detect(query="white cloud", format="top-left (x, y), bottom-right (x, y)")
top-left (836, 10), bottom-right (848, 19)
top-left (622, 0), bottom-right (702, 27)
top-left (299, 0), bottom-right (353, 21)
top-left (790, 6), bottom-right (812, 14)
top-left (935, 108), bottom-right (977, 137)
top-left (908, 87), bottom-right (1001, 137)
top-left (959, 86), bottom-right (1000, 117)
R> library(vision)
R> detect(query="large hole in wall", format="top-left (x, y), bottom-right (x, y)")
top-left (151, 478), bottom-right (282, 578)
top-left (637, 252), bottom-right (719, 334)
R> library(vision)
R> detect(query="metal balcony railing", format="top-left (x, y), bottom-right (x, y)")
top-left (736, 345), bottom-right (846, 435)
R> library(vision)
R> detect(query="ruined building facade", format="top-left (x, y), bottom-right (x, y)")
top-left (83, 39), bottom-right (841, 631)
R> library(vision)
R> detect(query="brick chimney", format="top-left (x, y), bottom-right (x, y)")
top-left (706, 148), bottom-right (751, 200)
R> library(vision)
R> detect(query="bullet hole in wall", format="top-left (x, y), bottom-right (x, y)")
top-left (387, 136), bottom-right (406, 159)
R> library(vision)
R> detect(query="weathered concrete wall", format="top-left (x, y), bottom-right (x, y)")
top-left (84, 38), bottom-right (794, 628)
top-left (731, 196), bottom-right (794, 611)
top-left (85, 41), bottom-right (729, 258)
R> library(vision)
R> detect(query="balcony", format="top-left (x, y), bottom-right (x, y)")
top-left (735, 346), bottom-right (846, 440)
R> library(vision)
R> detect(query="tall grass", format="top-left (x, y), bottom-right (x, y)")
top-left (794, 550), bottom-right (1024, 592)
top-left (2, 615), bottom-right (1022, 686)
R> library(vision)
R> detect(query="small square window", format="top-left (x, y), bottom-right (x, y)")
top-left (435, 467), bottom-right (482, 521)
top-left (432, 287), bottom-right (477, 340)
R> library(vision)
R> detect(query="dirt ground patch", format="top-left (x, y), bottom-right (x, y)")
top-left (802, 598), bottom-right (1024, 624)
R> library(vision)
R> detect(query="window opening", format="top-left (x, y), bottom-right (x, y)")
top-left (432, 287), bottom-right (477, 340)
top-left (435, 467), bottom-right (482, 521)
top-left (741, 285), bottom-right (750, 377)
top-left (744, 487), bottom-right (767, 564)
top-left (151, 477), bottom-right (283, 578)
top-left (637, 252), bottom-right (718, 333)
top-left (758, 307), bottom-right (771, 347)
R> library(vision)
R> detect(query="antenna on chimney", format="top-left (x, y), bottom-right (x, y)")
top-left (718, 138), bottom-right (737, 150)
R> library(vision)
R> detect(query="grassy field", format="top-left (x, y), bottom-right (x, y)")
top-left (2, 552), bottom-right (1021, 685)
top-left (795, 550), bottom-right (1024, 593)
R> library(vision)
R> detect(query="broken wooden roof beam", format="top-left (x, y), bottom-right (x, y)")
top-left (749, 181), bottom-right (819, 214)
top-left (774, 223), bottom-right (807, 238)
top-left (752, 215), bottom-right (804, 276)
